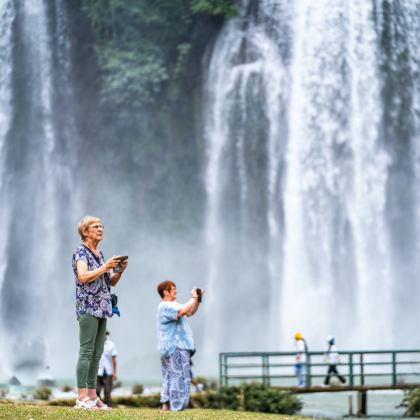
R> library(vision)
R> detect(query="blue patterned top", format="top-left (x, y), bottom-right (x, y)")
top-left (157, 301), bottom-right (195, 358)
top-left (72, 245), bottom-right (112, 319)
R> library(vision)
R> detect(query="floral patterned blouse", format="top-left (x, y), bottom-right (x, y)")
top-left (72, 245), bottom-right (112, 319)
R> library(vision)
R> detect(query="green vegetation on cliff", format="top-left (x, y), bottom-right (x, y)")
top-left (62, 0), bottom-right (238, 230)
top-left (81, 0), bottom-right (238, 106)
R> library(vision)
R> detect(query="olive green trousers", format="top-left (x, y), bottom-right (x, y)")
top-left (76, 313), bottom-right (107, 388)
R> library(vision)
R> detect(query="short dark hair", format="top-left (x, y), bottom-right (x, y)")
top-left (158, 280), bottom-right (176, 299)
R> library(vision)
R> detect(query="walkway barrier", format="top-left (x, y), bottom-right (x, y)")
top-left (219, 350), bottom-right (420, 390)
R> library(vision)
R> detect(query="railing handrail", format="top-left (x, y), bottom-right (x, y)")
top-left (220, 349), bottom-right (420, 356)
top-left (219, 349), bottom-right (420, 389)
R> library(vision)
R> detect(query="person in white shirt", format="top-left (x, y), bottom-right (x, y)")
top-left (294, 332), bottom-right (308, 387)
top-left (324, 336), bottom-right (346, 386)
top-left (96, 329), bottom-right (118, 407)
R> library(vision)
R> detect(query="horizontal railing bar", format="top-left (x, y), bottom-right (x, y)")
top-left (221, 350), bottom-right (420, 357)
top-left (222, 373), bottom-right (419, 380)
top-left (223, 361), bottom-right (420, 368)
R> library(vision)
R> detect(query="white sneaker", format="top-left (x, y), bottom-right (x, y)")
top-left (197, 384), bottom-right (204, 392)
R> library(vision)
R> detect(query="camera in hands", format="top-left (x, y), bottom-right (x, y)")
top-left (113, 256), bottom-right (128, 273)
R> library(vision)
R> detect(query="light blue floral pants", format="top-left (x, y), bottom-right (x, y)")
top-left (160, 349), bottom-right (191, 411)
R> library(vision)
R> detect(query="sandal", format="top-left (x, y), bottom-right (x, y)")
top-left (91, 397), bottom-right (112, 410)
top-left (74, 397), bottom-right (98, 409)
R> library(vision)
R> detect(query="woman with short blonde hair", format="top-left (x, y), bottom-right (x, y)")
top-left (72, 216), bottom-right (128, 410)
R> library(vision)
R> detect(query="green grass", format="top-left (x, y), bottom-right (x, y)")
top-left (0, 403), bottom-right (310, 419)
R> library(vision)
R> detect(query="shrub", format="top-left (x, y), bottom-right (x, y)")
top-left (190, 383), bottom-right (302, 415)
top-left (132, 383), bottom-right (144, 395)
top-left (112, 394), bottom-right (161, 408)
top-left (34, 386), bottom-right (52, 400)
top-left (60, 384), bottom-right (73, 392)
top-left (243, 383), bottom-right (303, 415)
top-left (399, 386), bottom-right (420, 416)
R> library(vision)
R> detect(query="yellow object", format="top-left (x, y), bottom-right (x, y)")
top-left (294, 332), bottom-right (303, 340)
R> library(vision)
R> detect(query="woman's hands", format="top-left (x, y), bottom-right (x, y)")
top-left (191, 286), bottom-right (205, 300)
top-left (106, 255), bottom-right (123, 270)
top-left (109, 256), bottom-right (129, 286)
top-left (119, 258), bottom-right (128, 272)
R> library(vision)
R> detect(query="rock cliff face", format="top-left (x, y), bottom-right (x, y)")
top-left (1, 0), bottom-right (420, 381)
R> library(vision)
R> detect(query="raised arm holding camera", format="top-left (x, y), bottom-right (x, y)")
top-left (72, 216), bottom-right (128, 410)
top-left (157, 281), bottom-right (205, 411)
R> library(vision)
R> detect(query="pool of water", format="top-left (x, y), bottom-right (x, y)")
top-left (299, 390), bottom-right (411, 419)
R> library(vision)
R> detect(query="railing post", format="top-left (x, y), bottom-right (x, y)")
top-left (262, 354), bottom-right (270, 386)
top-left (360, 353), bottom-right (364, 386)
top-left (392, 352), bottom-right (396, 388)
top-left (225, 355), bottom-right (228, 386)
top-left (306, 353), bottom-right (311, 388)
top-left (349, 353), bottom-right (353, 389)
top-left (219, 353), bottom-right (223, 388)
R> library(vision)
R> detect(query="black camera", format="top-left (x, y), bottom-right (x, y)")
top-left (113, 256), bottom-right (128, 273)
top-left (197, 287), bottom-right (202, 303)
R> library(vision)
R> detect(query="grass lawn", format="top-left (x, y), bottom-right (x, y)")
top-left (0, 402), bottom-right (310, 420)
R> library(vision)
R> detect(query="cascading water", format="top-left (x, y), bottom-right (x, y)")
top-left (0, 0), bottom-right (419, 384)
top-left (0, 0), bottom-right (77, 383)
top-left (202, 0), bottom-right (420, 369)
top-left (282, 0), bottom-right (392, 347)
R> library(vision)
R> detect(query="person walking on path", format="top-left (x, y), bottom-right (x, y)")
top-left (96, 329), bottom-right (118, 407)
top-left (294, 332), bottom-right (308, 387)
top-left (157, 281), bottom-right (205, 411)
top-left (72, 216), bottom-right (128, 410)
top-left (324, 336), bottom-right (346, 386)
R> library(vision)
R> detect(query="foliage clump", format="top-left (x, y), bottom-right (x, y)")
top-left (132, 383), bottom-right (144, 394)
top-left (399, 386), bottom-right (420, 416)
top-left (81, 0), bottom-right (239, 107)
top-left (189, 383), bottom-right (303, 414)
top-left (34, 385), bottom-right (52, 400)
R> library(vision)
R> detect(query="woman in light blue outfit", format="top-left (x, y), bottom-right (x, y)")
top-left (156, 281), bottom-right (204, 411)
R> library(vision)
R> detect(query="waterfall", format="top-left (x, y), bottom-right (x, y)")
top-left (202, 0), bottom-right (420, 366)
top-left (0, 0), bottom-right (15, 382)
top-left (0, 0), bottom-right (419, 383)
top-left (0, 0), bottom-right (77, 383)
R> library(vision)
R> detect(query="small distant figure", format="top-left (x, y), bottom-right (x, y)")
top-left (96, 329), bottom-right (118, 407)
top-left (189, 358), bottom-right (204, 392)
top-left (294, 332), bottom-right (308, 387)
top-left (324, 336), bottom-right (346, 386)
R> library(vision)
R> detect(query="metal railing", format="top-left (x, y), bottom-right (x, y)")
top-left (219, 350), bottom-right (420, 390)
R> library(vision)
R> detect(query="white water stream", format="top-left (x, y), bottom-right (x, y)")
top-left (202, 0), bottom-right (420, 366)
top-left (0, 0), bottom-right (419, 383)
